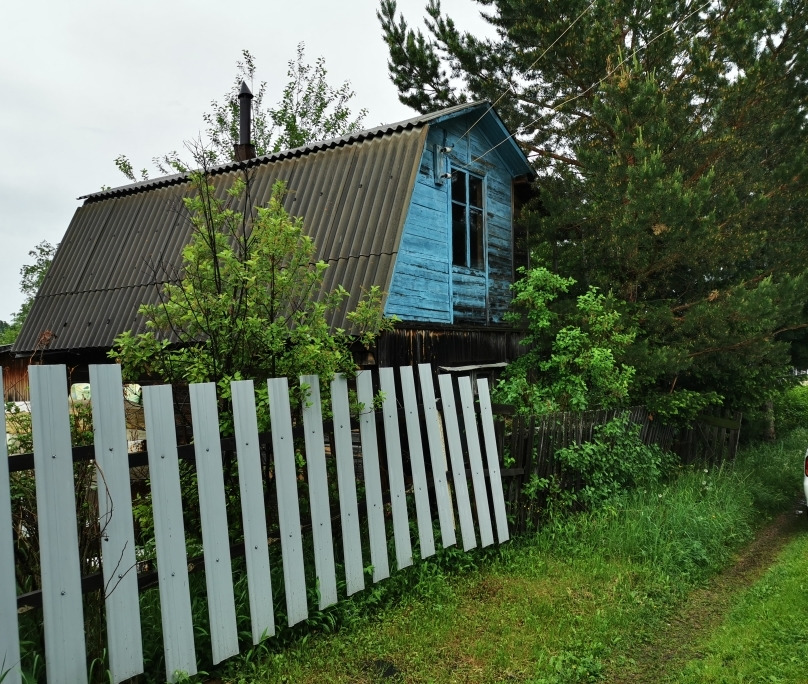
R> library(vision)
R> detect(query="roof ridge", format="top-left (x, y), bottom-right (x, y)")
top-left (82, 101), bottom-right (490, 203)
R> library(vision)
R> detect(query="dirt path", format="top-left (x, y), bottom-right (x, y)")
top-left (608, 508), bottom-right (805, 683)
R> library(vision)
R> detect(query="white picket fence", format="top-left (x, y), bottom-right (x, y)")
top-left (0, 363), bottom-right (508, 684)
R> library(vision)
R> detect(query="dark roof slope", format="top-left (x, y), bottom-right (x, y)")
top-left (14, 102), bottom-right (532, 354)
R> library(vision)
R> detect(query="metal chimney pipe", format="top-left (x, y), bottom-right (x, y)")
top-left (234, 81), bottom-right (256, 161)
top-left (238, 81), bottom-right (252, 145)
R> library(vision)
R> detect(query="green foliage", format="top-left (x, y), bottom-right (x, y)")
top-left (380, 0), bottom-right (808, 416)
top-left (346, 286), bottom-right (399, 349)
top-left (494, 267), bottom-right (635, 415)
top-left (644, 388), bottom-right (723, 427)
top-left (115, 45), bottom-right (366, 182)
top-left (109, 170), bottom-right (389, 428)
top-left (544, 414), bottom-right (675, 511)
top-left (0, 240), bottom-right (57, 345)
top-left (772, 382), bottom-right (808, 434)
top-left (535, 642), bottom-right (606, 684)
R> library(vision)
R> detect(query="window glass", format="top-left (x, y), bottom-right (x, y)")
top-left (469, 175), bottom-right (483, 209)
top-left (469, 208), bottom-right (484, 270)
top-left (451, 170), bottom-right (467, 204)
top-left (450, 169), bottom-right (485, 270)
top-left (452, 203), bottom-right (467, 266)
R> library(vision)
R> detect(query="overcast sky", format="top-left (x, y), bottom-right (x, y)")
top-left (0, 0), bottom-right (492, 323)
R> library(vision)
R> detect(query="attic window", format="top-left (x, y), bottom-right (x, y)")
top-left (451, 170), bottom-right (485, 270)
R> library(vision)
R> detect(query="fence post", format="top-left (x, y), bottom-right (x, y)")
top-left (457, 376), bottom-right (494, 547)
top-left (438, 374), bottom-right (477, 551)
top-left (143, 384), bottom-right (196, 682)
top-left (300, 374), bottom-right (338, 607)
top-left (357, 370), bottom-right (390, 583)
top-left (268, 377), bottom-right (308, 625)
top-left (477, 378), bottom-right (510, 543)
top-left (0, 369), bottom-right (21, 684)
top-left (90, 363), bottom-right (144, 682)
top-left (29, 365), bottom-right (88, 683)
top-left (331, 374), bottom-right (365, 595)
top-left (400, 366), bottom-right (436, 558)
top-left (418, 364), bottom-right (456, 549)
top-left (379, 367), bottom-right (413, 570)
top-left (231, 380), bottom-right (275, 644)
top-left (189, 382), bottom-right (239, 664)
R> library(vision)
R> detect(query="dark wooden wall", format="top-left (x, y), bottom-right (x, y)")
top-left (375, 324), bottom-right (525, 369)
top-left (0, 349), bottom-right (30, 401)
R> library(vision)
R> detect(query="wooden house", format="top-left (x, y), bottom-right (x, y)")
top-left (12, 102), bottom-right (534, 378)
top-left (0, 345), bottom-right (30, 402)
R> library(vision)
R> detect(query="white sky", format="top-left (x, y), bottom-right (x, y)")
top-left (0, 0), bottom-right (492, 323)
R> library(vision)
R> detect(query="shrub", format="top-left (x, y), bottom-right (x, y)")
top-left (550, 413), bottom-right (676, 510)
top-left (773, 383), bottom-right (808, 434)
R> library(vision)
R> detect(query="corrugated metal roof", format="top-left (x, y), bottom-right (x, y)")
top-left (15, 125), bottom-right (427, 353)
top-left (15, 101), bottom-right (533, 354)
top-left (79, 101), bottom-right (492, 203)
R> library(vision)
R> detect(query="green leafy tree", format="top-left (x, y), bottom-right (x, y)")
top-left (109, 161), bottom-right (393, 432)
top-left (494, 267), bottom-right (637, 416)
top-left (380, 0), bottom-right (808, 417)
top-left (115, 45), bottom-right (367, 182)
top-left (1, 240), bottom-right (57, 345)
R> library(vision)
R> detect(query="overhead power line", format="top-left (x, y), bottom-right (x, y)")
top-left (466, 0), bottom-right (713, 167)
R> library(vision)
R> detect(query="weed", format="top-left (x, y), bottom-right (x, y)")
top-left (535, 642), bottom-right (606, 683)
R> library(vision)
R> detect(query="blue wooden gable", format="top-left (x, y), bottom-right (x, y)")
top-left (385, 104), bottom-right (533, 325)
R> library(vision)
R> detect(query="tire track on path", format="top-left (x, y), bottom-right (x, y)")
top-left (608, 508), bottom-right (804, 683)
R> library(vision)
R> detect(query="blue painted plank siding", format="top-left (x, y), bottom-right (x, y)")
top-left (385, 114), bottom-right (516, 325)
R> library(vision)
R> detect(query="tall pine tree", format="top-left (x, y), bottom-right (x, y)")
top-left (380, 0), bottom-right (808, 416)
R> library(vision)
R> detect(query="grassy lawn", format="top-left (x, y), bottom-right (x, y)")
top-left (220, 429), bottom-right (808, 683)
top-left (674, 529), bottom-right (808, 683)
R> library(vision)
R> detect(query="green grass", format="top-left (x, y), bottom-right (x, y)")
top-left (674, 531), bottom-right (808, 683)
top-left (217, 429), bottom-right (808, 683)
top-left (16, 426), bottom-right (800, 682)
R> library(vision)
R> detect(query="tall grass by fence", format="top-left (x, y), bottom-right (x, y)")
top-left (1, 364), bottom-right (508, 684)
top-left (496, 405), bottom-right (741, 531)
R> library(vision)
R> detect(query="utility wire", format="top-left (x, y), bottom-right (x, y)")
top-left (468, 0), bottom-right (714, 166)
top-left (456, 0), bottom-right (599, 143)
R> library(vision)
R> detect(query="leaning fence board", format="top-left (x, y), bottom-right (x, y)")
top-left (379, 367), bottom-right (413, 570)
top-left (89, 364), bottom-right (143, 682)
top-left (29, 365), bottom-right (88, 684)
top-left (477, 378), bottom-right (509, 543)
top-left (300, 375), bottom-right (338, 608)
top-left (400, 366), bottom-right (436, 558)
top-left (3, 363), bottom-right (515, 681)
top-left (418, 364), bottom-right (456, 548)
top-left (231, 380), bottom-right (275, 643)
top-left (357, 370), bottom-right (390, 582)
top-left (0, 370), bottom-right (21, 684)
top-left (437, 374), bottom-right (477, 551)
top-left (143, 384), bottom-right (196, 682)
top-left (457, 376), bottom-right (494, 547)
top-left (331, 374), bottom-right (365, 595)
top-left (268, 378), bottom-right (308, 626)
top-left (189, 383), bottom-right (239, 664)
